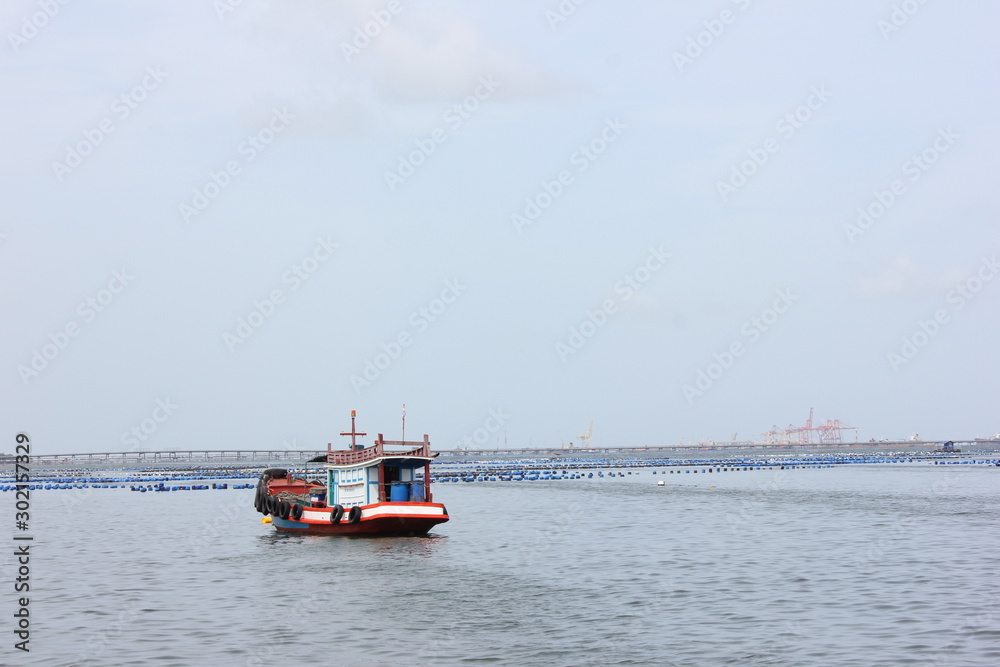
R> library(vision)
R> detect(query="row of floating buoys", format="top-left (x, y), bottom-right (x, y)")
top-left (0, 465), bottom-right (329, 489)
top-left (441, 452), bottom-right (984, 470)
top-left (429, 461), bottom-right (845, 482)
top-left (0, 474), bottom-right (260, 486)
top-left (2, 454), bottom-right (995, 492)
top-left (0, 464), bottom-right (302, 484)
top-left (0, 483), bottom-right (104, 491)
top-left (933, 460), bottom-right (1000, 465)
top-left (0, 482), bottom-right (256, 492)
top-left (3, 454), bottom-right (977, 492)
top-left (11, 453), bottom-right (990, 482)
top-left (129, 483), bottom-right (251, 492)
top-left (430, 451), bottom-right (1000, 480)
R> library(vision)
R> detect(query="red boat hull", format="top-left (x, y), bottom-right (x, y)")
top-left (268, 502), bottom-right (449, 537)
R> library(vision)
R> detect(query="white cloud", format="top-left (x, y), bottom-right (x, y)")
top-left (854, 255), bottom-right (967, 300)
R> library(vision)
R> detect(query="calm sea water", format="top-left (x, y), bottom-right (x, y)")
top-left (5, 462), bottom-right (999, 666)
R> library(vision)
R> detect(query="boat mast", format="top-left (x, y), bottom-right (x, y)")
top-left (340, 410), bottom-right (367, 451)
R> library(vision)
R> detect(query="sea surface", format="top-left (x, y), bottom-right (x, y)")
top-left (5, 461), bottom-right (1000, 666)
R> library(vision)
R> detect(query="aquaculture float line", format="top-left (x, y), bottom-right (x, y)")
top-left (1, 453), bottom-right (995, 492)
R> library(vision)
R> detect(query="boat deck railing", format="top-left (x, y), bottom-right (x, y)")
top-left (327, 434), bottom-right (431, 465)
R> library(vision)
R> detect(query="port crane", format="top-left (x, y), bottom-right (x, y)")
top-left (763, 408), bottom-right (858, 444)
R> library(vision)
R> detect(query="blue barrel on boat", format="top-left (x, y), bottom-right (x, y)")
top-left (410, 482), bottom-right (425, 502)
top-left (390, 483), bottom-right (409, 502)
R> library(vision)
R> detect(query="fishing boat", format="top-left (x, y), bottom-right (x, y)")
top-left (254, 411), bottom-right (449, 536)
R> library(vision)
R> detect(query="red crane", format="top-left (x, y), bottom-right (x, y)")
top-left (763, 408), bottom-right (858, 445)
top-left (814, 418), bottom-right (859, 444)
top-left (794, 408), bottom-right (815, 444)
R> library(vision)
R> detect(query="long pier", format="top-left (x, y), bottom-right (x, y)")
top-left (438, 439), bottom-right (998, 457)
top-left (7, 440), bottom-right (998, 465)
top-left (16, 450), bottom-right (325, 465)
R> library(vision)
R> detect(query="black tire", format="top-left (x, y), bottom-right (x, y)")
top-left (348, 506), bottom-right (362, 524)
top-left (262, 468), bottom-right (287, 479)
top-left (254, 483), bottom-right (265, 513)
top-left (279, 500), bottom-right (291, 520)
top-left (289, 504), bottom-right (303, 521)
top-left (266, 495), bottom-right (278, 516)
top-left (329, 505), bottom-right (344, 524)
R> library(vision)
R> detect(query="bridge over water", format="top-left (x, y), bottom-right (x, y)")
top-left (8, 439), bottom-right (997, 465)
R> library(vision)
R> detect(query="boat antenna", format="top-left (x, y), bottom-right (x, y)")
top-left (401, 403), bottom-right (406, 443)
top-left (340, 410), bottom-right (367, 451)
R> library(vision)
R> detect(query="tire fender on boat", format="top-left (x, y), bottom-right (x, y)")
top-left (289, 504), bottom-right (303, 521)
top-left (266, 495), bottom-right (278, 516)
top-left (278, 500), bottom-right (291, 520)
top-left (254, 482), bottom-right (265, 513)
top-left (348, 506), bottom-right (362, 524)
top-left (329, 505), bottom-right (344, 524)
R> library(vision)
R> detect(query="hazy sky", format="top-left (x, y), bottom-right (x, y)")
top-left (2, 0), bottom-right (998, 454)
